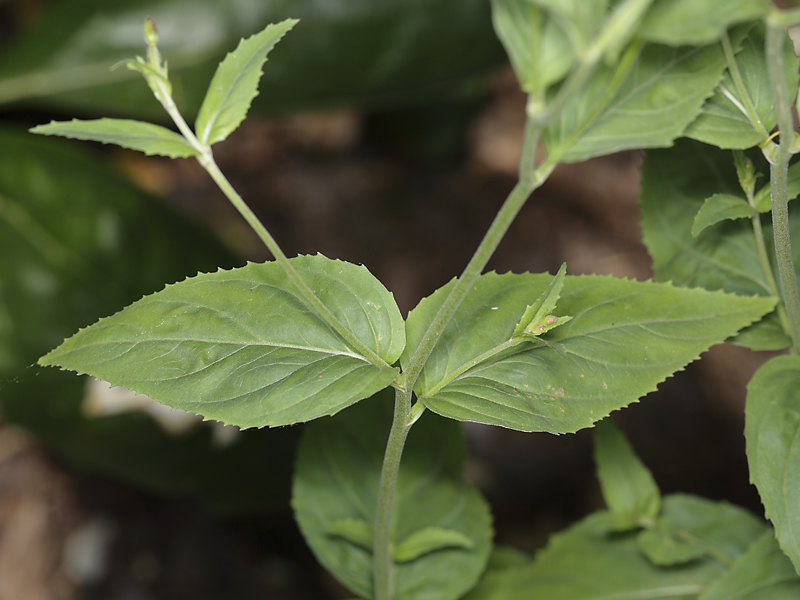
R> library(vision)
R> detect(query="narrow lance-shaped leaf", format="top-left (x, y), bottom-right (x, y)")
top-left (30, 118), bottom-right (199, 158)
top-left (513, 262), bottom-right (571, 337)
top-left (490, 0), bottom-right (573, 95)
top-left (195, 20), bottom-right (297, 146)
top-left (292, 393), bottom-right (492, 600)
top-left (594, 419), bottom-right (660, 531)
top-left (403, 271), bottom-right (775, 433)
top-left (745, 355), bottom-right (800, 574)
top-left (39, 255), bottom-right (405, 428)
top-left (691, 193), bottom-right (756, 237)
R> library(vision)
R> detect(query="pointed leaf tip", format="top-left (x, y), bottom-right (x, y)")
top-left (195, 20), bottom-right (298, 146)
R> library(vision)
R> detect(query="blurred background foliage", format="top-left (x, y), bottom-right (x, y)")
top-left (0, 0), bottom-right (507, 514)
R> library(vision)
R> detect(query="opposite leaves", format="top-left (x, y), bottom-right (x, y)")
top-left (403, 271), bottom-right (774, 433)
top-left (39, 255), bottom-right (405, 428)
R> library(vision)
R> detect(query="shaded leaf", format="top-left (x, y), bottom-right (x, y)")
top-left (0, 0), bottom-right (505, 118)
top-left (691, 193), bottom-right (756, 237)
top-left (700, 530), bottom-right (800, 599)
top-left (0, 127), bottom-right (298, 514)
top-left (292, 392), bottom-right (493, 600)
top-left (753, 160), bottom-right (800, 213)
top-left (638, 0), bottom-right (768, 46)
top-left (395, 527), bottom-right (474, 563)
top-left (39, 255), bottom-right (405, 428)
top-left (327, 519), bottom-right (374, 552)
top-left (745, 355), bottom-right (800, 573)
top-left (594, 419), bottom-right (660, 531)
top-left (463, 494), bottom-right (764, 600)
top-left (403, 271), bottom-right (773, 433)
top-left (490, 0), bottom-right (573, 94)
top-left (640, 139), bottom-right (797, 350)
top-left (195, 20), bottom-right (297, 145)
top-left (638, 517), bottom-right (707, 565)
top-left (686, 23), bottom-right (800, 149)
top-left (544, 40), bottom-right (727, 163)
top-left (637, 495), bottom-right (766, 567)
top-left (30, 118), bottom-right (199, 158)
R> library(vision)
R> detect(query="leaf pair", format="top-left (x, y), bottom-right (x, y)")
top-left (31, 20), bottom-right (297, 157)
top-left (292, 394), bottom-right (492, 600)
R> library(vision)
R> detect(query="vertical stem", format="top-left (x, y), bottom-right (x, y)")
top-left (751, 212), bottom-right (792, 333)
top-left (373, 387), bottom-right (413, 600)
top-left (766, 21), bottom-right (800, 353)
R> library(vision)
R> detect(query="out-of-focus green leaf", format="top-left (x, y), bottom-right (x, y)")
top-left (638, 0), bottom-right (768, 46)
top-left (594, 419), bottom-right (660, 531)
top-left (700, 530), bottom-right (800, 599)
top-left (0, 126), bottom-right (297, 513)
top-left (753, 160), bottom-right (800, 213)
top-left (30, 118), bottom-right (199, 158)
top-left (292, 392), bottom-right (493, 600)
top-left (463, 495), bottom-right (764, 600)
top-left (195, 20), bottom-right (296, 145)
top-left (745, 355), bottom-right (800, 574)
top-left (531, 0), bottom-right (607, 51)
top-left (691, 193), bottom-right (756, 237)
top-left (640, 139), bottom-right (798, 351)
top-left (403, 272), bottom-right (774, 433)
top-left (326, 519), bottom-right (375, 552)
top-left (394, 528), bottom-right (474, 563)
top-left (0, 0), bottom-right (505, 117)
top-left (637, 495), bottom-right (765, 567)
top-left (686, 23), bottom-right (799, 149)
top-left (544, 40), bottom-right (727, 163)
top-left (490, 0), bottom-right (573, 95)
top-left (40, 255), bottom-right (405, 428)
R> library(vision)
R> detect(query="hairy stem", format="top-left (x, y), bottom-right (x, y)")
top-left (373, 387), bottom-right (414, 600)
top-left (766, 22), bottom-right (800, 353)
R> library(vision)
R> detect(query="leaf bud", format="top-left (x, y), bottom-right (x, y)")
top-left (144, 17), bottom-right (158, 47)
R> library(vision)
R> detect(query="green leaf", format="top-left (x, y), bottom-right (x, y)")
top-left (0, 0), bottom-right (505, 118)
top-left (403, 271), bottom-right (773, 433)
top-left (753, 160), bottom-right (800, 213)
top-left (691, 193), bottom-right (756, 237)
top-left (637, 517), bottom-right (707, 565)
top-left (700, 530), bottom-right (800, 599)
top-left (490, 0), bottom-right (573, 94)
top-left (292, 392), bottom-right (493, 600)
top-left (0, 127), bottom-right (300, 514)
top-left (395, 527), bottom-right (475, 563)
top-left (463, 494), bottom-right (764, 600)
top-left (327, 519), bottom-right (375, 552)
top-left (745, 355), bottom-right (800, 574)
top-left (594, 419), bottom-right (660, 531)
top-left (543, 40), bottom-right (728, 163)
top-left (195, 20), bottom-right (297, 146)
top-left (513, 262), bottom-right (570, 337)
top-left (686, 23), bottom-right (800, 149)
top-left (39, 255), bottom-right (405, 428)
top-left (637, 495), bottom-right (766, 568)
top-left (531, 0), bottom-right (608, 51)
top-left (640, 139), bottom-right (797, 351)
top-left (30, 118), bottom-right (199, 158)
top-left (638, 0), bottom-right (768, 46)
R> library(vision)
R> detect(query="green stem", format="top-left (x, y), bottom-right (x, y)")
top-left (766, 22), bottom-right (800, 353)
top-left (373, 387), bottom-right (414, 600)
top-left (751, 212), bottom-right (792, 333)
